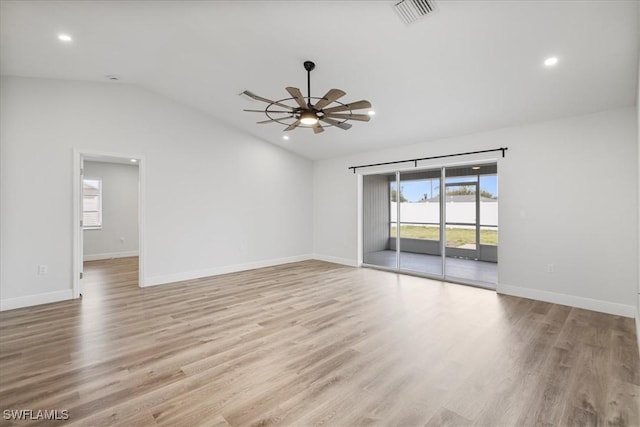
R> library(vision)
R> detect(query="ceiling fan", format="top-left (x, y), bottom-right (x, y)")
top-left (242, 61), bottom-right (372, 134)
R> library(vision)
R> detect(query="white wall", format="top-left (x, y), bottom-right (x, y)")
top-left (0, 76), bottom-right (313, 309)
top-left (314, 107), bottom-right (638, 317)
top-left (83, 161), bottom-right (139, 261)
top-left (1, 75), bottom-right (637, 319)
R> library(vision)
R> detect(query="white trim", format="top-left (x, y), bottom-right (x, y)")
top-left (83, 251), bottom-right (139, 261)
top-left (144, 254), bottom-right (313, 287)
top-left (0, 290), bottom-right (73, 311)
top-left (636, 311), bottom-right (640, 354)
top-left (73, 149), bottom-right (82, 298)
top-left (498, 283), bottom-right (635, 318)
top-left (636, 303), bottom-right (640, 355)
top-left (356, 173), bottom-right (363, 266)
top-left (313, 254), bottom-right (359, 267)
top-left (138, 157), bottom-right (145, 287)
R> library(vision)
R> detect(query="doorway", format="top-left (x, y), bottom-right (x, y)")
top-left (73, 150), bottom-right (145, 297)
top-left (361, 163), bottom-right (498, 288)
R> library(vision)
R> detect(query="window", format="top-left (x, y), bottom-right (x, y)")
top-left (83, 179), bottom-right (102, 229)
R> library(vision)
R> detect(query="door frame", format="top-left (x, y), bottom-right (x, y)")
top-left (72, 149), bottom-right (146, 298)
top-left (358, 157), bottom-right (498, 287)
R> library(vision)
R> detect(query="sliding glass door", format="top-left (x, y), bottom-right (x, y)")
top-left (363, 173), bottom-right (397, 269)
top-left (397, 170), bottom-right (442, 277)
top-left (362, 164), bottom-right (498, 288)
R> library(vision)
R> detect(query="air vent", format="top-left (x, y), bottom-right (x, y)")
top-left (394, 0), bottom-right (437, 25)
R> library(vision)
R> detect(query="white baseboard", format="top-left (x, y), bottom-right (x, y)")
top-left (0, 289), bottom-right (74, 311)
top-left (498, 283), bottom-right (635, 318)
top-left (144, 254), bottom-right (313, 287)
top-left (83, 251), bottom-right (139, 261)
top-left (312, 254), bottom-right (359, 267)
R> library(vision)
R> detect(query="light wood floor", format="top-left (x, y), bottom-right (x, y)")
top-left (0, 257), bottom-right (638, 426)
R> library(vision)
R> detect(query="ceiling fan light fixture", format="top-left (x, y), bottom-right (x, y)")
top-left (300, 111), bottom-right (318, 125)
top-left (242, 60), bottom-right (371, 133)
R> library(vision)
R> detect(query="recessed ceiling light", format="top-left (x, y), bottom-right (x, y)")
top-left (368, 110), bottom-right (376, 116)
top-left (544, 57), bottom-right (558, 67)
top-left (58, 34), bottom-right (72, 42)
top-left (282, 135), bottom-right (290, 140)
top-left (471, 166), bottom-right (481, 170)
top-left (130, 159), bottom-right (138, 163)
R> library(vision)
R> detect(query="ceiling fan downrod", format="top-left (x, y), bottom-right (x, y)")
top-left (303, 61), bottom-right (315, 108)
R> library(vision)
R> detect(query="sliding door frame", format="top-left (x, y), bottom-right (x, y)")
top-left (359, 158), bottom-right (498, 289)
top-left (395, 171), bottom-right (401, 271)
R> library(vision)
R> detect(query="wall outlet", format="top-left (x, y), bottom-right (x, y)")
top-left (38, 265), bottom-right (48, 275)
top-left (546, 264), bottom-right (555, 273)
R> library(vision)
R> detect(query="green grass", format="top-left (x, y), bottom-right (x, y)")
top-left (390, 225), bottom-right (498, 247)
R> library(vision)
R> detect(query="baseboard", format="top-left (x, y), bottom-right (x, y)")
top-left (312, 254), bottom-right (359, 267)
top-left (0, 289), bottom-right (74, 311)
top-left (144, 254), bottom-right (313, 287)
top-left (497, 283), bottom-right (635, 318)
top-left (83, 251), bottom-right (139, 261)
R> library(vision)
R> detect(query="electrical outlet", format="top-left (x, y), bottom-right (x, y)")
top-left (38, 265), bottom-right (48, 275)
top-left (546, 264), bottom-right (555, 273)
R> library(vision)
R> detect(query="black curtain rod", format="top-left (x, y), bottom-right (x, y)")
top-left (348, 147), bottom-right (508, 173)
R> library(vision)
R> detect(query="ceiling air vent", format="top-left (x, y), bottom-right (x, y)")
top-left (394, 0), bottom-right (437, 25)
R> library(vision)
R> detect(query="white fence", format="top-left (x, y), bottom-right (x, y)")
top-left (390, 201), bottom-right (498, 226)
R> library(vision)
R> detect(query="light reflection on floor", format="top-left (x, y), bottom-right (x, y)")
top-left (77, 257), bottom-right (139, 363)
top-left (363, 250), bottom-right (497, 288)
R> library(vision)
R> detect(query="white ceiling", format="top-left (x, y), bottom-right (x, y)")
top-left (1, 0), bottom-right (638, 160)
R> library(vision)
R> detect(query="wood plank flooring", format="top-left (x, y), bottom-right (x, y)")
top-left (0, 257), bottom-right (638, 426)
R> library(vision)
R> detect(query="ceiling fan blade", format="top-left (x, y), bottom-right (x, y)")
top-left (242, 90), bottom-right (294, 110)
top-left (319, 116), bottom-right (352, 130)
top-left (256, 116), bottom-right (294, 124)
top-left (284, 120), bottom-right (301, 132)
top-left (286, 87), bottom-right (308, 109)
top-left (312, 124), bottom-right (324, 134)
top-left (244, 109), bottom-right (292, 113)
top-left (323, 113), bottom-right (371, 122)
top-left (314, 89), bottom-right (346, 110)
top-left (322, 100), bottom-right (372, 114)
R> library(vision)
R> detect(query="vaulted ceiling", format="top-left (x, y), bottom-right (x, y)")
top-left (1, 0), bottom-right (638, 160)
